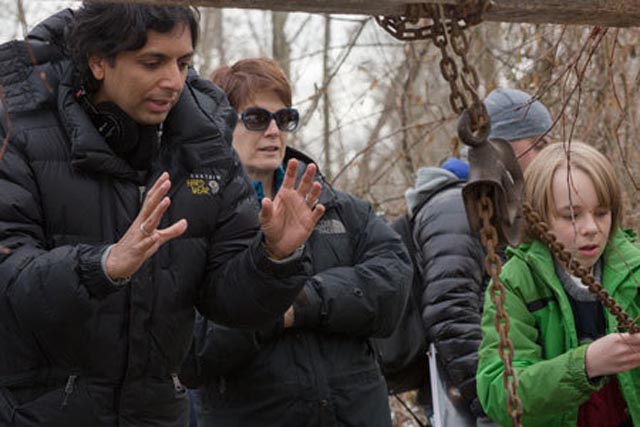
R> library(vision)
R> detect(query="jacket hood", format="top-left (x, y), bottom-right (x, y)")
top-left (28, 8), bottom-right (73, 49)
top-left (0, 9), bottom-right (72, 115)
top-left (405, 167), bottom-right (460, 214)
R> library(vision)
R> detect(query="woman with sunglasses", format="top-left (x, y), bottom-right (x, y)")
top-left (185, 57), bottom-right (412, 427)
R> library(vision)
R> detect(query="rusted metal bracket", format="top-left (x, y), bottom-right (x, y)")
top-left (459, 107), bottom-right (524, 247)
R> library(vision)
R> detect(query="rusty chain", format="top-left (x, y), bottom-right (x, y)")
top-left (447, 8), bottom-right (522, 421)
top-left (377, 4), bottom-right (638, 426)
top-left (523, 202), bottom-right (640, 334)
top-left (377, 3), bottom-right (521, 425)
top-left (375, 1), bottom-right (486, 42)
top-left (429, 4), bottom-right (481, 118)
top-left (374, 2), bottom-right (489, 131)
top-left (478, 193), bottom-right (523, 427)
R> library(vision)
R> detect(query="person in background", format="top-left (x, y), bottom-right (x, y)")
top-left (0, 4), bottom-right (324, 426)
top-left (483, 87), bottom-right (553, 171)
top-left (185, 57), bottom-right (412, 427)
top-left (477, 141), bottom-right (640, 426)
top-left (407, 88), bottom-right (553, 426)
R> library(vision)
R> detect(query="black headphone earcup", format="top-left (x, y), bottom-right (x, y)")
top-left (95, 102), bottom-right (139, 156)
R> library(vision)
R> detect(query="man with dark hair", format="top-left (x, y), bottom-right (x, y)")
top-left (0, 3), bottom-right (324, 426)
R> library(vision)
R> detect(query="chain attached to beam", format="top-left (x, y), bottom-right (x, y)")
top-left (378, 5), bottom-right (636, 427)
top-left (378, 3), bottom-right (522, 426)
top-left (375, 1), bottom-right (488, 42)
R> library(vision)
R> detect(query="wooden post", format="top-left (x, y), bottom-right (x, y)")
top-left (126, 0), bottom-right (640, 27)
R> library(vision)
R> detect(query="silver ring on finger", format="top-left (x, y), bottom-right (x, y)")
top-left (305, 196), bottom-right (314, 208)
top-left (140, 224), bottom-right (153, 237)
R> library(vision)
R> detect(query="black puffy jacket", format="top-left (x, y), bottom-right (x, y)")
top-left (186, 148), bottom-right (413, 427)
top-left (0, 11), bottom-right (309, 427)
top-left (406, 166), bottom-right (487, 416)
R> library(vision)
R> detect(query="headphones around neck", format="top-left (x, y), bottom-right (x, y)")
top-left (75, 87), bottom-right (159, 170)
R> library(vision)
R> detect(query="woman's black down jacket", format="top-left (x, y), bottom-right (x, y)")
top-left (185, 149), bottom-right (413, 427)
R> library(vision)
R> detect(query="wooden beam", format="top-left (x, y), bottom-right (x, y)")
top-left (178, 0), bottom-right (640, 27)
top-left (185, 0), bottom-right (412, 15)
top-left (486, 0), bottom-right (640, 27)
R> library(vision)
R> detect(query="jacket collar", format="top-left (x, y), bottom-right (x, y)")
top-left (283, 146), bottom-right (337, 209)
top-left (513, 229), bottom-right (640, 301)
top-left (405, 167), bottom-right (463, 214)
top-left (56, 65), bottom-right (141, 181)
top-left (253, 166), bottom-right (285, 203)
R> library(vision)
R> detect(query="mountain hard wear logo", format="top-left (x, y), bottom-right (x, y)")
top-left (187, 173), bottom-right (220, 195)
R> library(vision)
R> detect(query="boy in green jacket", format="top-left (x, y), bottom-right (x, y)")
top-left (477, 141), bottom-right (640, 426)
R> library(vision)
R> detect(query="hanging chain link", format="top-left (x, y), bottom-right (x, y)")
top-left (429, 4), bottom-right (481, 118)
top-left (434, 4), bottom-right (522, 425)
top-left (523, 202), bottom-right (640, 334)
top-left (375, 1), bottom-right (486, 42)
top-left (377, 3), bottom-right (521, 425)
top-left (478, 192), bottom-right (523, 427)
top-left (374, 2), bottom-right (489, 130)
top-left (377, 4), bottom-right (637, 426)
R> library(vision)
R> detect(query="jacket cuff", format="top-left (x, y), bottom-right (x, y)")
top-left (571, 344), bottom-right (606, 392)
top-left (253, 234), bottom-right (311, 279)
top-left (76, 244), bottom-right (125, 299)
top-left (292, 279), bottom-right (323, 328)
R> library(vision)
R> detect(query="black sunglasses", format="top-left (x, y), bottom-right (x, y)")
top-left (239, 107), bottom-right (300, 132)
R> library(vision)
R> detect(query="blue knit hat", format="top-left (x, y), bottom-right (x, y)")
top-left (483, 88), bottom-right (552, 142)
top-left (441, 157), bottom-right (469, 180)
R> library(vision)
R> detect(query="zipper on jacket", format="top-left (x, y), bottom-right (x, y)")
top-left (311, 277), bottom-right (329, 323)
top-left (218, 376), bottom-right (226, 395)
top-left (138, 186), bottom-right (146, 204)
top-left (171, 373), bottom-right (186, 398)
top-left (60, 374), bottom-right (77, 408)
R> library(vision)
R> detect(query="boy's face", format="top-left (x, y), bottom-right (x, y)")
top-left (549, 166), bottom-right (611, 270)
top-left (89, 23), bottom-right (194, 125)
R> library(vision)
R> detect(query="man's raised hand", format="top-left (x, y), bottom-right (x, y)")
top-left (105, 172), bottom-right (188, 280)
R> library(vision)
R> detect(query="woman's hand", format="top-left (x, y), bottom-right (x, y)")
top-left (585, 332), bottom-right (640, 378)
top-left (259, 159), bottom-right (325, 259)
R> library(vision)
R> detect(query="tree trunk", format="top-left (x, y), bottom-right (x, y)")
top-left (322, 14), bottom-right (332, 180)
top-left (196, 8), bottom-right (225, 76)
top-left (271, 11), bottom-right (291, 79)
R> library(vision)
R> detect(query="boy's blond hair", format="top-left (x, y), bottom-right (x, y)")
top-left (524, 141), bottom-right (621, 240)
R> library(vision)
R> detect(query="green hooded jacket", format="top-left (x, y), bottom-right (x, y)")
top-left (477, 229), bottom-right (640, 426)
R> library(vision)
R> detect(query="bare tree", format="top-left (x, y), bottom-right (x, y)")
top-left (322, 14), bottom-right (332, 180)
top-left (196, 7), bottom-right (225, 75)
top-left (271, 11), bottom-right (290, 78)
